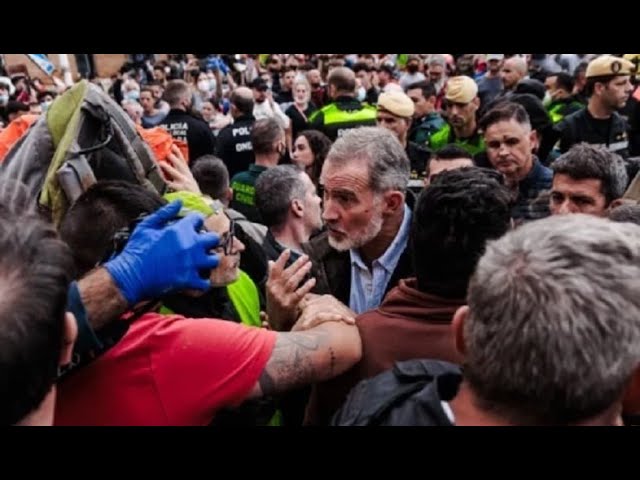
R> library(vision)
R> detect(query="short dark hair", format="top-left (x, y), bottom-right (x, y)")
top-left (191, 155), bottom-right (229, 201)
top-left (412, 167), bottom-right (512, 298)
top-left (255, 165), bottom-right (307, 228)
top-left (163, 79), bottom-right (191, 107)
top-left (327, 67), bottom-right (356, 93)
top-left (406, 80), bottom-right (437, 99)
top-left (296, 130), bottom-right (332, 186)
top-left (0, 211), bottom-right (73, 424)
top-left (433, 144), bottom-right (474, 161)
top-left (584, 75), bottom-right (617, 98)
top-left (551, 143), bottom-right (628, 205)
top-left (251, 118), bottom-right (284, 155)
top-left (352, 62), bottom-right (371, 74)
top-left (553, 72), bottom-right (575, 93)
top-left (609, 204), bottom-right (640, 225)
top-left (426, 145), bottom-right (474, 177)
top-left (230, 89), bottom-right (254, 116)
top-left (59, 181), bottom-right (166, 276)
top-left (479, 101), bottom-right (531, 132)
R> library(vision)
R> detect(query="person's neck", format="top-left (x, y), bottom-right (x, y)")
top-left (588, 98), bottom-right (614, 119)
top-left (255, 154), bottom-right (279, 168)
top-left (15, 386), bottom-right (56, 426)
top-left (452, 120), bottom-right (477, 139)
top-left (271, 221), bottom-right (308, 253)
top-left (485, 70), bottom-right (500, 79)
top-left (505, 157), bottom-right (535, 187)
top-left (295, 100), bottom-right (308, 110)
top-left (450, 381), bottom-right (623, 426)
top-left (144, 107), bottom-right (158, 116)
top-left (357, 206), bottom-right (405, 268)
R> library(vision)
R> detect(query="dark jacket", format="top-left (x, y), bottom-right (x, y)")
top-left (331, 359), bottom-right (461, 426)
top-left (555, 108), bottom-right (630, 158)
top-left (215, 114), bottom-right (256, 179)
top-left (301, 229), bottom-right (415, 306)
top-left (157, 108), bottom-right (216, 163)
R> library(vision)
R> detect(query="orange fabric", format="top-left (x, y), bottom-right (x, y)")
top-left (0, 114), bottom-right (39, 163)
top-left (135, 125), bottom-right (190, 165)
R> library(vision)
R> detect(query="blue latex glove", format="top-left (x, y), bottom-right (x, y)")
top-left (104, 200), bottom-right (219, 305)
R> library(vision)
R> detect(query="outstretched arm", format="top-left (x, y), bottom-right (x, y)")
top-left (248, 321), bottom-right (361, 398)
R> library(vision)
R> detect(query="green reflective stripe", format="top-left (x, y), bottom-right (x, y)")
top-left (158, 270), bottom-right (260, 327)
top-left (548, 104), bottom-right (565, 124)
top-left (320, 103), bottom-right (377, 126)
top-left (227, 270), bottom-right (261, 327)
top-left (429, 125), bottom-right (451, 150)
top-left (429, 124), bottom-right (486, 156)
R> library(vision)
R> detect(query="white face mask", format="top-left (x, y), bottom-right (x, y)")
top-left (543, 90), bottom-right (553, 108)
top-left (197, 80), bottom-right (210, 93)
top-left (356, 86), bottom-right (367, 102)
top-left (126, 90), bottom-right (140, 101)
top-left (0, 94), bottom-right (8, 106)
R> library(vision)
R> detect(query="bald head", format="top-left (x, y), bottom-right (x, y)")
top-left (501, 56), bottom-right (528, 91)
top-left (231, 86), bottom-right (254, 117)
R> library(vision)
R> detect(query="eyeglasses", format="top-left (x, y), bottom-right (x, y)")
top-left (217, 218), bottom-right (236, 255)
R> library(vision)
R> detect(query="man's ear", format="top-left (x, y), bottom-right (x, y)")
top-left (608, 198), bottom-right (632, 211)
top-left (529, 129), bottom-right (540, 152)
top-left (452, 305), bottom-right (469, 357)
top-left (60, 312), bottom-right (78, 366)
top-left (291, 198), bottom-right (304, 218)
top-left (382, 190), bottom-right (405, 214)
top-left (226, 187), bottom-right (234, 204)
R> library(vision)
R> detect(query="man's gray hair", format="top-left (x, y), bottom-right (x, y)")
top-left (255, 165), bottom-right (307, 228)
top-left (465, 214), bottom-right (640, 424)
top-left (325, 127), bottom-right (410, 193)
top-left (551, 143), bottom-right (628, 205)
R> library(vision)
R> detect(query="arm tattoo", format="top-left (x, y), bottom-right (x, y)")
top-left (259, 330), bottom-right (329, 397)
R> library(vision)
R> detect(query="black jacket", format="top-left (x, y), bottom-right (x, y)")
top-left (215, 114), bottom-right (256, 179)
top-left (555, 108), bottom-right (630, 158)
top-left (331, 359), bottom-right (461, 426)
top-left (157, 109), bottom-right (216, 163)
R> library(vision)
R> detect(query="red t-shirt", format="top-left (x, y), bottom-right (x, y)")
top-left (54, 313), bottom-right (276, 426)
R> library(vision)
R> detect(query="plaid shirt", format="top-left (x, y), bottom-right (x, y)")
top-left (512, 158), bottom-right (552, 222)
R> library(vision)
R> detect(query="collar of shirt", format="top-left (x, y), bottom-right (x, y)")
top-left (349, 204), bottom-right (412, 274)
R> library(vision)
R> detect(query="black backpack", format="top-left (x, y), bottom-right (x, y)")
top-left (331, 360), bottom-right (462, 426)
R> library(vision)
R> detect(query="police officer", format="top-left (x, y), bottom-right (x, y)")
top-left (157, 79), bottom-right (217, 164)
top-left (308, 67), bottom-right (376, 142)
top-left (554, 55), bottom-right (636, 159)
top-left (215, 87), bottom-right (256, 179)
top-left (429, 76), bottom-right (485, 159)
top-left (376, 90), bottom-right (431, 190)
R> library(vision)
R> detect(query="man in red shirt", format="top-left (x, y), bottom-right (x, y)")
top-left (55, 182), bottom-right (361, 425)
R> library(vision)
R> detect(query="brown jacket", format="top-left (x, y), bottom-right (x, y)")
top-left (304, 278), bottom-right (465, 425)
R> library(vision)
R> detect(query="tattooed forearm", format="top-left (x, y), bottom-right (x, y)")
top-left (259, 330), bottom-right (329, 397)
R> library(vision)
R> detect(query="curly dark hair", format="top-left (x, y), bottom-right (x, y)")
top-left (296, 129), bottom-right (332, 187)
top-left (412, 167), bottom-right (512, 298)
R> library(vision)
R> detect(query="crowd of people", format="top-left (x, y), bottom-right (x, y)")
top-left (2, 52), bottom-right (640, 426)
